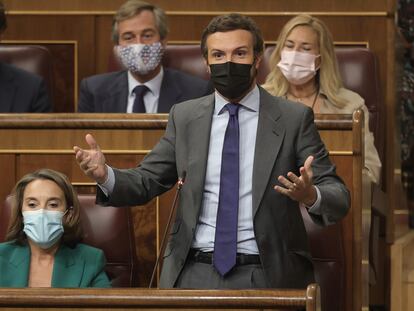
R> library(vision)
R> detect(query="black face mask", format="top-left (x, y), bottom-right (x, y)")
top-left (209, 61), bottom-right (254, 99)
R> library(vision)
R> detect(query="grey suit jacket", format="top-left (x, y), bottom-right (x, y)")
top-left (0, 63), bottom-right (52, 112)
top-left (77, 68), bottom-right (212, 113)
top-left (97, 86), bottom-right (350, 288)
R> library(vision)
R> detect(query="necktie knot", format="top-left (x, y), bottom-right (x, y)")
top-left (133, 85), bottom-right (149, 97)
top-left (225, 103), bottom-right (240, 117)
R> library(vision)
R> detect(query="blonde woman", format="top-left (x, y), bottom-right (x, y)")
top-left (263, 14), bottom-right (381, 184)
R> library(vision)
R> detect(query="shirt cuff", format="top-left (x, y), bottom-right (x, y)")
top-left (306, 186), bottom-right (321, 212)
top-left (97, 165), bottom-right (115, 197)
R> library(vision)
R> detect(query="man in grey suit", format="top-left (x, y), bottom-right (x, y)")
top-left (77, 0), bottom-right (211, 113)
top-left (74, 13), bottom-right (349, 289)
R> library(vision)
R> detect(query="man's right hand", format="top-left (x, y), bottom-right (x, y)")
top-left (73, 134), bottom-right (108, 184)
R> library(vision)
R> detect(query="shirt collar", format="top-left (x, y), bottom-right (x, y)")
top-left (128, 67), bottom-right (164, 97)
top-left (214, 84), bottom-right (260, 115)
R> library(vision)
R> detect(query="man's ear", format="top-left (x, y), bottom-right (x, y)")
top-left (204, 58), bottom-right (211, 74)
top-left (161, 37), bottom-right (168, 48)
top-left (254, 53), bottom-right (263, 70)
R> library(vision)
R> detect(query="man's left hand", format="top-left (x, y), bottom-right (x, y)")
top-left (274, 155), bottom-right (317, 206)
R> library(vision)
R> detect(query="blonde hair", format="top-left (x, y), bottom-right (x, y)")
top-left (262, 14), bottom-right (347, 108)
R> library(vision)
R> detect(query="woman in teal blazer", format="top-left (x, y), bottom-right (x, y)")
top-left (0, 169), bottom-right (111, 288)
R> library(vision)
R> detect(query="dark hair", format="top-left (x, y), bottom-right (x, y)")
top-left (200, 13), bottom-right (264, 59)
top-left (112, 0), bottom-right (168, 44)
top-left (0, 1), bottom-right (7, 34)
top-left (6, 169), bottom-right (83, 247)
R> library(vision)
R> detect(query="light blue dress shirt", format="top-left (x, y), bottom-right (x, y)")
top-left (192, 86), bottom-right (261, 254)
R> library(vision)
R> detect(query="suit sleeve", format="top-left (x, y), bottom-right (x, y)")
top-left (96, 104), bottom-right (179, 206)
top-left (77, 78), bottom-right (94, 112)
top-left (88, 249), bottom-right (112, 288)
top-left (31, 78), bottom-right (52, 112)
top-left (296, 107), bottom-right (350, 225)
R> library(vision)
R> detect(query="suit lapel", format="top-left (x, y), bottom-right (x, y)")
top-left (52, 244), bottom-right (84, 287)
top-left (252, 88), bottom-right (285, 216)
top-left (0, 63), bottom-right (17, 112)
top-left (186, 94), bottom-right (215, 218)
top-left (102, 71), bottom-right (129, 112)
top-left (158, 69), bottom-right (182, 112)
top-left (7, 244), bottom-right (30, 287)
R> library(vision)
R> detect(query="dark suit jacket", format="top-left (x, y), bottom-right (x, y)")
top-left (0, 63), bottom-right (52, 112)
top-left (97, 86), bottom-right (350, 288)
top-left (77, 68), bottom-right (212, 113)
top-left (0, 241), bottom-right (111, 288)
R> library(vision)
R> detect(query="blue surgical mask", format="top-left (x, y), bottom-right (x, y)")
top-left (23, 209), bottom-right (65, 249)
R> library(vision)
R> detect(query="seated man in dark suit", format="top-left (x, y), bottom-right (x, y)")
top-left (77, 0), bottom-right (211, 113)
top-left (0, 1), bottom-right (52, 112)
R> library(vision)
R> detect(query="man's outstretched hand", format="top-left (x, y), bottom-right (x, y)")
top-left (73, 134), bottom-right (108, 184)
top-left (274, 155), bottom-right (317, 206)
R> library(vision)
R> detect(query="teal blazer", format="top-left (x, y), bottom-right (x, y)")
top-left (0, 241), bottom-right (111, 288)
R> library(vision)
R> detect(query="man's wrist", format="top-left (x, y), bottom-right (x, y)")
top-left (303, 186), bottom-right (317, 207)
top-left (96, 165), bottom-right (109, 184)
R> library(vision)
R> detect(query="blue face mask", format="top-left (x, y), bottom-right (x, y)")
top-left (23, 209), bottom-right (65, 249)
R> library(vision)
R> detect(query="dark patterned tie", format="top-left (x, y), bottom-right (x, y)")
top-left (132, 85), bottom-right (149, 113)
top-left (213, 103), bottom-right (240, 276)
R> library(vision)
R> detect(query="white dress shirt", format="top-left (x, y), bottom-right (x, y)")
top-left (126, 68), bottom-right (163, 113)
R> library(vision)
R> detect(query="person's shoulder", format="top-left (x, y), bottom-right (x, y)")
top-left (79, 71), bottom-right (127, 96)
top-left (336, 87), bottom-right (364, 111)
top-left (174, 92), bottom-right (213, 110)
top-left (168, 92), bottom-right (214, 125)
top-left (164, 68), bottom-right (209, 88)
top-left (261, 87), bottom-right (309, 114)
top-left (0, 241), bottom-right (20, 254)
top-left (0, 63), bottom-right (43, 83)
top-left (338, 87), bottom-right (363, 102)
top-left (81, 70), bottom-right (126, 86)
top-left (259, 87), bottom-right (315, 129)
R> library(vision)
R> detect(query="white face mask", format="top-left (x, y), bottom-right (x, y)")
top-left (277, 50), bottom-right (320, 85)
top-left (23, 209), bottom-right (65, 249)
top-left (115, 42), bottom-right (164, 75)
